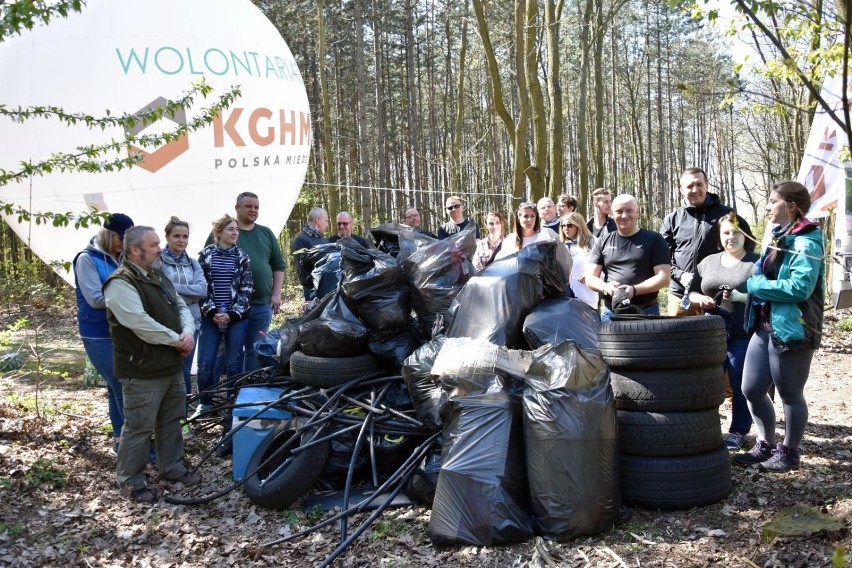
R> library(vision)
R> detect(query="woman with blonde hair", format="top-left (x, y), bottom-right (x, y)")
top-left (73, 213), bottom-right (134, 456)
top-left (559, 212), bottom-right (597, 308)
top-left (194, 214), bottom-right (254, 414)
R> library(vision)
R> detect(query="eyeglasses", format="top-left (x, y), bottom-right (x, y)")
top-left (446, 203), bottom-right (462, 211)
top-left (337, 222), bottom-right (350, 226)
top-left (405, 213), bottom-right (420, 219)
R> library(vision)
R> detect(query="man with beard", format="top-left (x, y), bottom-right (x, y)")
top-left (104, 226), bottom-right (200, 503)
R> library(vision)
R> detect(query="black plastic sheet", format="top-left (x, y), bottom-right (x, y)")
top-left (367, 223), bottom-right (409, 257)
top-left (522, 297), bottom-right (601, 351)
top-left (311, 249), bottom-right (342, 301)
top-left (367, 323), bottom-right (423, 371)
top-left (401, 228), bottom-right (476, 338)
top-left (523, 340), bottom-right (621, 540)
top-left (298, 293), bottom-right (369, 357)
top-left (340, 241), bottom-right (410, 331)
top-left (445, 241), bottom-right (572, 348)
top-left (427, 377), bottom-right (533, 546)
top-left (401, 336), bottom-right (447, 432)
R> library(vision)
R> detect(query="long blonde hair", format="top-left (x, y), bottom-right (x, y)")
top-left (559, 212), bottom-right (594, 249)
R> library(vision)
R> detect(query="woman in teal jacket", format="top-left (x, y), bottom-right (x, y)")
top-left (733, 181), bottom-right (824, 473)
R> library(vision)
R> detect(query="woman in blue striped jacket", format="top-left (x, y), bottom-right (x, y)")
top-left (194, 214), bottom-right (254, 414)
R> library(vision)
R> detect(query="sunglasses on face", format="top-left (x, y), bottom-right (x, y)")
top-left (561, 223), bottom-right (576, 228)
top-left (446, 203), bottom-right (462, 211)
top-left (337, 222), bottom-right (350, 226)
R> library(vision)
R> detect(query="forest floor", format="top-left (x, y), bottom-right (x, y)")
top-left (0, 293), bottom-right (850, 568)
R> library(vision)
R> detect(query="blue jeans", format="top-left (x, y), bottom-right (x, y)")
top-left (196, 317), bottom-right (250, 406)
top-left (243, 304), bottom-right (272, 372)
top-left (600, 302), bottom-right (660, 322)
top-left (181, 329), bottom-right (200, 396)
top-left (81, 337), bottom-right (123, 438)
top-left (726, 337), bottom-right (752, 435)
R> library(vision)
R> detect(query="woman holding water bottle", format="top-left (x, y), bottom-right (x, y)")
top-left (194, 214), bottom-right (254, 415)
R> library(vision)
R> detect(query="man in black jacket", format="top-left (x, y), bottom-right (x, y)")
top-left (660, 167), bottom-right (753, 316)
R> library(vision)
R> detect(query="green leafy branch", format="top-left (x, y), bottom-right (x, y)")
top-left (0, 80), bottom-right (242, 188)
top-left (0, 0), bottom-right (84, 42)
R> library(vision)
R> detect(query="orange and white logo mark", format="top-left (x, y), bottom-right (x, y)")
top-left (125, 96), bottom-right (189, 173)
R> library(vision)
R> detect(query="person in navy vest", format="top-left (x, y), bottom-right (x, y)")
top-left (73, 212), bottom-right (134, 457)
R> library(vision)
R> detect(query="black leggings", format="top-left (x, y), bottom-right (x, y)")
top-left (741, 327), bottom-right (814, 449)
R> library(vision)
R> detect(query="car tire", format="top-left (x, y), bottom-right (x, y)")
top-left (289, 350), bottom-right (381, 388)
top-left (617, 408), bottom-right (722, 457)
top-left (611, 366), bottom-right (725, 412)
top-left (598, 316), bottom-right (727, 370)
top-left (619, 445), bottom-right (732, 510)
top-left (243, 418), bottom-right (330, 510)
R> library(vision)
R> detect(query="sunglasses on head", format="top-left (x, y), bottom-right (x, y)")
top-left (446, 203), bottom-right (462, 211)
top-left (519, 201), bottom-right (535, 209)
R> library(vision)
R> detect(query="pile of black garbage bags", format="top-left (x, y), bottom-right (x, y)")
top-left (262, 228), bottom-right (621, 545)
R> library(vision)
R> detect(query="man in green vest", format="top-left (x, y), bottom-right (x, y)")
top-left (104, 226), bottom-right (200, 503)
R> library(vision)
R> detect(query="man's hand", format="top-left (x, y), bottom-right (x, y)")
top-left (270, 291), bottom-right (282, 315)
top-left (176, 332), bottom-right (195, 356)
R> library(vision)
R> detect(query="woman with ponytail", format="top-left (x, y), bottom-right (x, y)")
top-left (733, 181), bottom-right (824, 472)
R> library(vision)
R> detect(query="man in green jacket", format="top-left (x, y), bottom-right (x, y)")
top-left (104, 226), bottom-right (200, 503)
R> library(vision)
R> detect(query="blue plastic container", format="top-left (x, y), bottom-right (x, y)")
top-left (232, 386), bottom-right (292, 481)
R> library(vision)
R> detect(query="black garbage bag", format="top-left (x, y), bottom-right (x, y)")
top-left (340, 241), bottom-right (410, 331)
top-left (445, 241), bottom-right (571, 348)
top-left (405, 447), bottom-right (442, 505)
top-left (319, 426), bottom-right (370, 487)
top-left (523, 340), bottom-right (620, 540)
top-left (311, 249), bottom-right (342, 301)
top-left (299, 242), bottom-right (340, 289)
top-left (298, 293), bottom-right (369, 357)
top-left (368, 323), bottom-right (423, 372)
top-left (401, 228), bottom-right (476, 338)
top-left (401, 336), bottom-right (447, 432)
top-left (522, 297), bottom-right (600, 351)
top-left (397, 228), bottom-right (438, 260)
top-left (368, 223), bottom-right (410, 257)
top-left (428, 376), bottom-right (533, 546)
top-left (254, 328), bottom-right (285, 370)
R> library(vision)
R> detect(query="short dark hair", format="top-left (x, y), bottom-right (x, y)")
top-left (682, 167), bottom-right (707, 181)
top-left (236, 192), bottom-right (259, 205)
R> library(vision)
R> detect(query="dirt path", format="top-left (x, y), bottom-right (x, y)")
top-left (0, 305), bottom-right (850, 567)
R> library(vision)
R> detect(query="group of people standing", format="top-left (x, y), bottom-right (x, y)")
top-left (76, 172), bottom-right (824, 502)
top-left (464, 169), bottom-right (824, 474)
top-left (74, 192), bottom-right (285, 502)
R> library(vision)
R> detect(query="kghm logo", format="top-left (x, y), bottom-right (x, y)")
top-left (125, 97), bottom-right (189, 173)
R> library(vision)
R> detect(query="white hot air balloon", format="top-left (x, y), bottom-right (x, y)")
top-left (0, 0), bottom-right (311, 284)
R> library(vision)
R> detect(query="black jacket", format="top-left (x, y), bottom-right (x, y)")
top-left (660, 192), bottom-right (752, 296)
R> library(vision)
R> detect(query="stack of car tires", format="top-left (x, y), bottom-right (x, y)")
top-left (599, 315), bottom-right (731, 510)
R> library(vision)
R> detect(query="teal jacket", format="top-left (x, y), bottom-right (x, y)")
top-left (745, 221), bottom-right (824, 351)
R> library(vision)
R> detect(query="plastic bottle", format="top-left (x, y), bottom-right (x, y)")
top-left (218, 303), bottom-right (228, 333)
